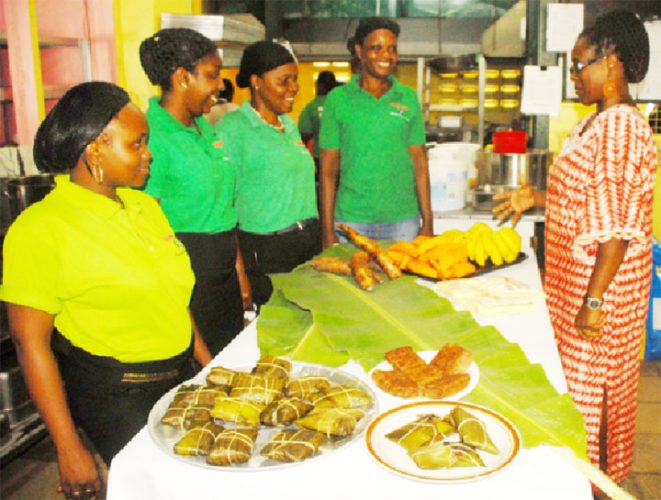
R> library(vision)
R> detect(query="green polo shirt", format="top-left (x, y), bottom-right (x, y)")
top-left (319, 74), bottom-right (425, 223)
top-left (144, 97), bottom-right (236, 233)
top-left (298, 95), bottom-right (327, 159)
top-left (216, 101), bottom-right (317, 234)
top-left (0, 176), bottom-right (195, 363)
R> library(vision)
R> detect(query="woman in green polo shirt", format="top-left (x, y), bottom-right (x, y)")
top-left (217, 41), bottom-right (320, 305)
top-left (0, 82), bottom-right (211, 499)
top-left (139, 28), bottom-right (244, 355)
top-left (319, 17), bottom-right (433, 248)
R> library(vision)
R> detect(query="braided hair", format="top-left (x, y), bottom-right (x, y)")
top-left (140, 28), bottom-right (217, 90)
top-left (33, 82), bottom-right (130, 173)
top-left (579, 10), bottom-right (649, 83)
top-left (353, 17), bottom-right (400, 46)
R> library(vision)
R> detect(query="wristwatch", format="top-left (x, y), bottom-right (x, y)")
top-left (584, 296), bottom-right (603, 311)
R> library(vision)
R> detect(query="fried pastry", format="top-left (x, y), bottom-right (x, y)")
top-left (371, 369), bottom-right (419, 399)
top-left (385, 346), bottom-right (426, 372)
top-left (430, 343), bottom-right (473, 374)
top-left (421, 372), bottom-right (471, 399)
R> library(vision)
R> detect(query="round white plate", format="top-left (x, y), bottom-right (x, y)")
top-left (368, 351), bottom-right (479, 403)
top-left (148, 361), bottom-right (378, 471)
top-left (365, 400), bottom-right (520, 483)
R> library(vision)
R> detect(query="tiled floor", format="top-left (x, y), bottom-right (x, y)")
top-left (1, 360), bottom-right (660, 500)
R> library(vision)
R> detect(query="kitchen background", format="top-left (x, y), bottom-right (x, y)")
top-left (0, 0), bottom-right (660, 495)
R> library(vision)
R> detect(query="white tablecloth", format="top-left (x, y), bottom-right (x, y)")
top-left (107, 254), bottom-right (592, 500)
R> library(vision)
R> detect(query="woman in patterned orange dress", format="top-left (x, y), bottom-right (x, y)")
top-left (494, 10), bottom-right (656, 483)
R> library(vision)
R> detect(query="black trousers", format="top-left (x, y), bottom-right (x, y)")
top-left (54, 335), bottom-right (194, 464)
top-left (176, 230), bottom-right (244, 355)
top-left (238, 219), bottom-right (321, 306)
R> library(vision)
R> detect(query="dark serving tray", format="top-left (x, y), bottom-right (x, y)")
top-left (404, 252), bottom-right (528, 281)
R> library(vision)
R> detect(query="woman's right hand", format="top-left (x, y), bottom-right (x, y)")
top-left (492, 184), bottom-right (536, 226)
top-left (57, 444), bottom-right (102, 499)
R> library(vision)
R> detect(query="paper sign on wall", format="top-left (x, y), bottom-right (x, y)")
top-left (521, 65), bottom-right (563, 116)
top-left (546, 3), bottom-right (584, 53)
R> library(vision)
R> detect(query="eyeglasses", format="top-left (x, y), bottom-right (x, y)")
top-left (569, 56), bottom-right (605, 74)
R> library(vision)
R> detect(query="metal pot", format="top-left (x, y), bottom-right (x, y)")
top-left (475, 149), bottom-right (553, 190)
top-left (2, 175), bottom-right (55, 231)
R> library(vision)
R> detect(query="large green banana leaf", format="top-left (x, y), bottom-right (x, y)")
top-left (257, 246), bottom-right (587, 458)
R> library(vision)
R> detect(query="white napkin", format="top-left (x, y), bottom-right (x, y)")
top-left (434, 275), bottom-right (545, 316)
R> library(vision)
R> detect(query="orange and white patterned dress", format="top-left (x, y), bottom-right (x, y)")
top-left (544, 104), bottom-right (657, 482)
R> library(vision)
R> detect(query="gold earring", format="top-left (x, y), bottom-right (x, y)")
top-left (94, 165), bottom-right (104, 184)
top-left (603, 80), bottom-right (617, 98)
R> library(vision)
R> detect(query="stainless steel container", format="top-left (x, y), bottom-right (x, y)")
top-left (475, 149), bottom-right (553, 190)
top-left (468, 185), bottom-right (516, 211)
top-left (4, 174), bottom-right (55, 228)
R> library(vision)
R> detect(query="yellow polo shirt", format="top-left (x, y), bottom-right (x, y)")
top-left (0, 176), bottom-right (195, 362)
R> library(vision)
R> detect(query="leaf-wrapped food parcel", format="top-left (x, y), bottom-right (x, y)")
top-left (210, 396), bottom-right (265, 428)
top-left (285, 376), bottom-right (332, 399)
top-left (260, 397), bottom-right (314, 426)
top-left (230, 372), bottom-right (285, 405)
top-left (260, 429), bottom-right (326, 463)
top-left (207, 428), bottom-right (259, 466)
top-left (296, 407), bottom-right (365, 438)
top-left (172, 384), bottom-right (227, 407)
top-left (312, 385), bottom-right (373, 409)
top-left (410, 441), bottom-right (485, 469)
top-left (252, 355), bottom-right (291, 381)
top-left (206, 366), bottom-right (237, 387)
top-left (161, 403), bottom-right (212, 430)
top-left (446, 406), bottom-right (499, 454)
top-left (173, 422), bottom-right (225, 457)
top-left (386, 414), bottom-right (456, 453)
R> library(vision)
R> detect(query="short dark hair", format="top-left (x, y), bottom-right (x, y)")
top-left (316, 70), bottom-right (339, 95)
top-left (236, 40), bottom-right (296, 89)
top-left (219, 78), bottom-right (234, 102)
top-left (33, 82), bottom-right (130, 173)
top-left (579, 10), bottom-right (649, 83)
top-left (140, 28), bottom-right (218, 90)
top-left (353, 17), bottom-right (400, 46)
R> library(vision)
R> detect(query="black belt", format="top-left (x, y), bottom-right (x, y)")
top-left (257, 218), bottom-right (318, 236)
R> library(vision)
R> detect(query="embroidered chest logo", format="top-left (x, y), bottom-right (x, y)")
top-left (389, 102), bottom-right (410, 120)
top-left (213, 140), bottom-right (224, 148)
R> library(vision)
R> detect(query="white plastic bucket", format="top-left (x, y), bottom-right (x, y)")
top-left (427, 143), bottom-right (480, 212)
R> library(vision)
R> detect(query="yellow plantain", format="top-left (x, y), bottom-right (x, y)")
top-left (468, 222), bottom-right (492, 237)
top-left (497, 227), bottom-right (522, 261)
top-left (492, 231), bottom-right (515, 264)
top-left (481, 231), bottom-right (503, 266)
top-left (473, 235), bottom-right (488, 266)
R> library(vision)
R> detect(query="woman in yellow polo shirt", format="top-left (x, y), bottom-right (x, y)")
top-left (0, 82), bottom-right (211, 499)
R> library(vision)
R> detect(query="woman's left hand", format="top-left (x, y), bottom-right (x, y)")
top-left (575, 304), bottom-right (607, 339)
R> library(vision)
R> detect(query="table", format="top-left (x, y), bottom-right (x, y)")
top-left (107, 254), bottom-right (592, 500)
